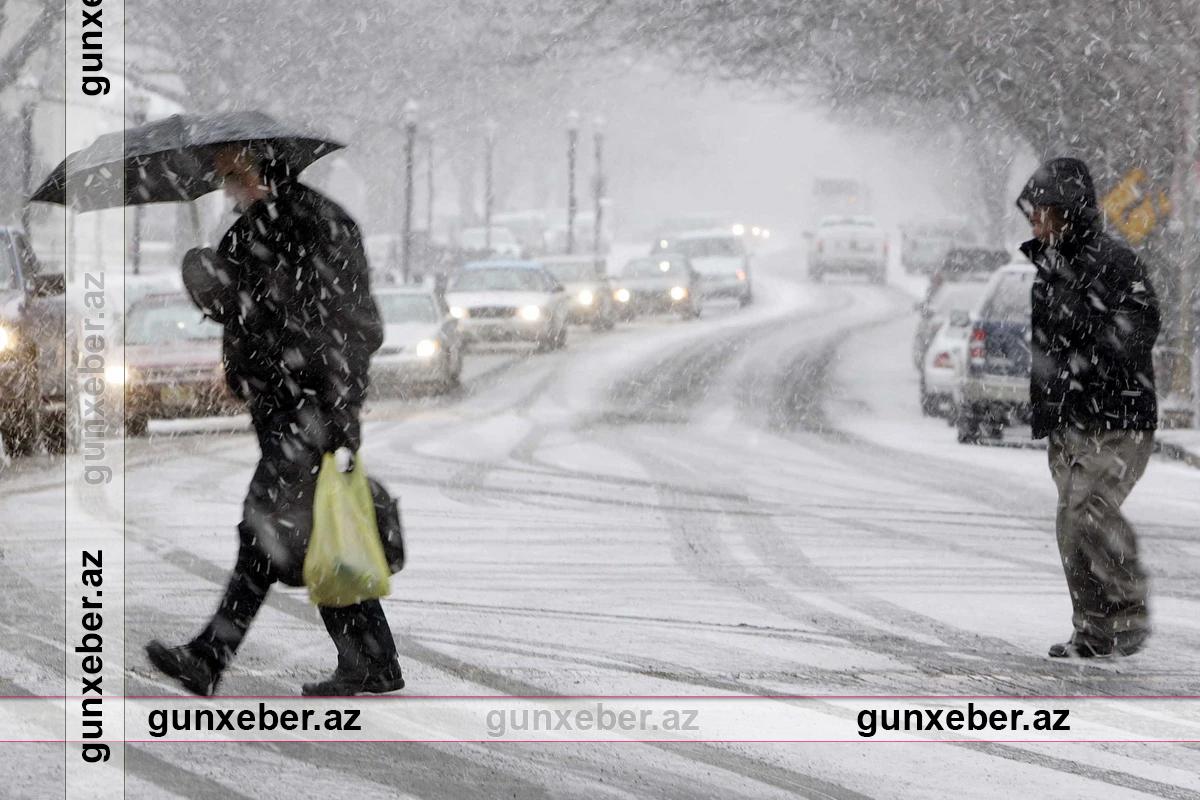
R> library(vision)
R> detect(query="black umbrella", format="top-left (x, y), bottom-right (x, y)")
top-left (30, 110), bottom-right (343, 211)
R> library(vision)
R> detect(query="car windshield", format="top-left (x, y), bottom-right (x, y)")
top-left (450, 268), bottom-right (547, 292)
top-left (124, 302), bottom-right (222, 345)
top-left (983, 272), bottom-right (1034, 322)
top-left (544, 262), bottom-right (598, 282)
top-left (671, 237), bottom-right (742, 258)
top-left (930, 281), bottom-right (989, 313)
top-left (624, 257), bottom-right (683, 278)
top-left (460, 228), bottom-right (516, 248)
top-left (377, 294), bottom-right (440, 324)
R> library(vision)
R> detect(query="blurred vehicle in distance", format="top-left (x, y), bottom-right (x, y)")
top-left (371, 287), bottom-right (463, 395)
top-left (809, 215), bottom-right (887, 284)
top-left (458, 226), bottom-right (523, 259)
top-left (116, 292), bottom-right (241, 437)
top-left (812, 177), bottom-right (872, 216)
top-left (651, 229), bottom-right (751, 307)
top-left (900, 219), bottom-right (977, 274)
top-left (913, 276), bottom-right (993, 370)
top-left (540, 254), bottom-right (615, 330)
top-left (444, 260), bottom-right (570, 351)
top-left (955, 263), bottom-right (1036, 444)
top-left (493, 210), bottom-right (549, 256)
top-left (930, 246), bottom-right (1012, 287)
top-left (921, 311), bottom-right (975, 419)
top-left (0, 227), bottom-right (71, 456)
top-left (612, 254), bottom-right (702, 321)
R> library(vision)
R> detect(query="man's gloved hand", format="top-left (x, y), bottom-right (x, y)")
top-left (333, 446), bottom-right (355, 473)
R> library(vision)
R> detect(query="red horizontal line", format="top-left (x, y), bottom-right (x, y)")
top-left (5, 739), bottom-right (1198, 744)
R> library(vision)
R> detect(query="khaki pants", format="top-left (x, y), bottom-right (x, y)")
top-left (1048, 429), bottom-right (1153, 644)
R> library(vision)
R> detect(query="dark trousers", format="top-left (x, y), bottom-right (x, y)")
top-left (191, 407), bottom-right (397, 673)
top-left (1048, 429), bottom-right (1153, 645)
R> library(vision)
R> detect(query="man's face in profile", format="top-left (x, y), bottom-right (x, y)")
top-left (213, 146), bottom-right (261, 209)
top-left (1029, 205), bottom-right (1067, 246)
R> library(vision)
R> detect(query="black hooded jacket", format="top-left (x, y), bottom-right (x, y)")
top-left (183, 177), bottom-right (382, 452)
top-left (1017, 158), bottom-right (1159, 438)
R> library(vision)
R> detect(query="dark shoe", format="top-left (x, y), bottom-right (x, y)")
top-left (146, 640), bottom-right (221, 696)
top-left (1113, 630), bottom-right (1149, 656)
top-left (301, 663), bottom-right (405, 697)
top-left (1047, 638), bottom-right (1114, 659)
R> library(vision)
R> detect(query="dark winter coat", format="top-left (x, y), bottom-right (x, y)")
top-left (1017, 158), bottom-right (1159, 439)
top-left (183, 179), bottom-right (382, 452)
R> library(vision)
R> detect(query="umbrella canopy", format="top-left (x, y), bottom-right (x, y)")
top-left (30, 111), bottom-right (343, 211)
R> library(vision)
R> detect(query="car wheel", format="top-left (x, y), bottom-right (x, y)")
top-left (955, 404), bottom-right (982, 444)
top-left (125, 414), bottom-right (149, 438)
top-left (739, 292), bottom-right (753, 308)
top-left (0, 403), bottom-right (41, 457)
top-left (554, 323), bottom-right (568, 349)
top-left (919, 377), bottom-right (938, 417)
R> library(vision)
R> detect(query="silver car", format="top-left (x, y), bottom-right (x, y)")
top-left (371, 288), bottom-right (464, 394)
top-left (444, 260), bottom-right (570, 351)
top-left (539, 254), bottom-right (615, 330)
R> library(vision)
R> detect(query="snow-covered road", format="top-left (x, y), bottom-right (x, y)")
top-left (4, 248), bottom-right (1200, 798)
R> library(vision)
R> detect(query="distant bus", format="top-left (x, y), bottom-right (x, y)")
top-left (812, 178), bottom-right (872, 216)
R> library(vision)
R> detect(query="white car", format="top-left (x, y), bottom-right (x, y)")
top-left (458, 226), bottom-right (523, 258)
top-left (652, 229), bottom-right (752, 306)
top-left (371, 288), bottom-right (463, 394)
top-left (810, 215), bottom-right (888, 283)
top-left (444, 260), bottom-right (570, 350)
top-left (920, 315), bottom-right (972, 418)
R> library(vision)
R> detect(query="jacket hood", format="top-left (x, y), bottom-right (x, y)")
top-left (1017, 157), bottom-right (1098, 218)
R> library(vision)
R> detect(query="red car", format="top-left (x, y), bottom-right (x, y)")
top-left (115, 292), bottom-right (241, 436)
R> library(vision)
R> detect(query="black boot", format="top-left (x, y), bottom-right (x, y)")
top-left (146, 640), bottom-right (222, 696)
top-left (1047, 637), bottom-right (1114, 659)
top-left (301, 661), bottom-right (405, 696)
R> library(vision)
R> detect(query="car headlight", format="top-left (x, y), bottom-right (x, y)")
top-left (761, 228), bottom-right (771, 239)
top-left (105, 364), bottom-right (128, 385)
top-left (450, 306), bottom-right (468, 319)
top-left (731, 223), bottom-right (745, 236)
top-left (415, 338), bottom-right (440, 359)
top-left (0, 325), bottom-right (13, 353)
top-left (669, 286), bottom-right (688, 301)
top-left (614, 288), bottom-right (631, 303)
top-left (519, 305), bottom-right (543, 322)
top-left (577, 289), bottom-right (595, 307)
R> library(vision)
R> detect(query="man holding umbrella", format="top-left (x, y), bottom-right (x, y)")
top-left (145, 141), bottom-right (404, 696)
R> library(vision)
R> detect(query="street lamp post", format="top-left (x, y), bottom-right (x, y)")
top-left (592, 115), bottom-right (605, 266)
top-left (401, 99), bottom-right (419, 284)
top-left (129, 93), bottom-right (149, 275)
top-left (17, 73), bottom-right (40, 236)
top-left (484, 119), bottom-right (498, 252)
top-left (425, 124), bottom-right (435, 242)
top-left (566, 110), bottom-right (580, 254)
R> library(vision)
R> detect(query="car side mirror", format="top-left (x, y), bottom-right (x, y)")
top-left (948, 310), bottom-right (970, 328)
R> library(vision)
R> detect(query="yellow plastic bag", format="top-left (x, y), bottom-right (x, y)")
top-left (304, 453), bottom-right (391, 607)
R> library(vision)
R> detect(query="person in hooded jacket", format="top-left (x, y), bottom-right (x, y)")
top-left (1017, 157), bottom-right (1159, 659)
top-left (145, 142), bottom-right (405, 696)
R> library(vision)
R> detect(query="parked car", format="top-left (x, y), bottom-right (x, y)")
top-left (540, 254), bottom-right (615, 330)
top-left (444, 260), bottom-right (570, 350)
top-left (0, 227), bottom-right (71, 456)
top-left (115, 292), bottom-right (241, 437)
top-left (612, 254), bottom-right (702, 320)
top-left (371, 287), bottom-right (463, 394)
top-left (652, 229), bottom-right (751, 306)
top-left (920, 311), bottom-right (973, 418)
top-left (809, 215), bottom-right (888, 284)
top-left (955, 264), bottom-right (1036, 444)
top-left (900, 219), bottom-right (976, 274)
top-left (457, 226), bottom-right (523, 259)
top-left (913, 277), bottom-right (993, 370)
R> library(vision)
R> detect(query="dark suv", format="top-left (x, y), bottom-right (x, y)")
top-left (955, 264), bottom-right (1036, 444)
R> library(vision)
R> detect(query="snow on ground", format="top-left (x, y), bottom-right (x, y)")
top-left (3, 248), bottom-right (1200, 798)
